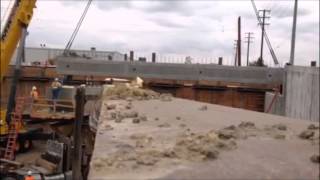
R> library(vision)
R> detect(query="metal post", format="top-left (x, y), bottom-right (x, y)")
top-left (218, 57), bottom-right (223, 65)
top-left (124, 53), bottom-right (128, 61)
top-left (152, 52), bottom-right (156, 63)
top-left (246, 34), bottom-right (250, 66)
top-left (72, 86), bottom-right (86, 180)
top-left (5, 28), bottom-right (27, 124)
top-left (237, 16), bottom-right (241, 66)
top-left (234, 40), bottom-right (238, 66)
top-left (258, 9), bottom-right (270, 66)
top-left (251, 0), bottom-right (279, 65)
top-left (245, 32), bottom-right (254, 66)
top-left (289, 0), bottom-right (298, 65)
top-left (259, 10), bottom-right (266, 66)
top-left (129, 51), bottom-right (134, 61)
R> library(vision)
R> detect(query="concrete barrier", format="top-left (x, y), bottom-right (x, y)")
top-left (56, 57), bottom-right (284, 85)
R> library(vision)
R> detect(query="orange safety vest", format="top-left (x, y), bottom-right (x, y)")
top-left (30, 90), bottom-right (39, 99)
top-left (25, 175), bottom-right (35, 180)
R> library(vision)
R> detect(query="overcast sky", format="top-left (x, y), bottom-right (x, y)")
top-left (1, 0), bottom-right (319, 66)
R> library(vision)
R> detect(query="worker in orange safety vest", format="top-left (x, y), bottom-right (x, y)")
top-left (25, 170), bottom-right (35, 180)
top-left (30, 86), bottom-right (39, 100)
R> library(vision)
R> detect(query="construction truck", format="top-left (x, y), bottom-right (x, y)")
top-left (0, 0), bottom-right (39, 157)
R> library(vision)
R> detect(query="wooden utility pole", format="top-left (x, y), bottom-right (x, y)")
top-left (245, 32), bottom-right (254, 66)
top-left (237, 17), bottom-right (242, 66)
top-left (72, 86), bottom-right (86, 180)
top-left (152, 52), bottom-right (156, 63)
top-left (129, 51), bottom-right (134, 61)
top-left (289, 0), bottom-right (298, 65)
top-left (234, 40), bottom-right (238, 66)
top-left (258, 9), bottom-right (271, 66)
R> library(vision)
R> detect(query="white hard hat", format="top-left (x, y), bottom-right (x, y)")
top-left (54, 78), bottom-right (59, 81)
top-left (27, 170), bottom-right (32, 175)
top-left (32, 86), bottom-right (37, 90)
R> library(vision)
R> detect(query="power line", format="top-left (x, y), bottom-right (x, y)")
top-left (233, 40), bottom-right (238, 66)
top-left (1, 0), bottom-right (14, 23)
top-left (245, 32), bottom-right (254, 66)
top-left (237, 16), bottom-right (242, 66)
top-left (251, 0), bottom-right (279, 65)
top-left (258, 9), bottom-right (271, 66)
top-left (64, 0), bottom-right (93, 54)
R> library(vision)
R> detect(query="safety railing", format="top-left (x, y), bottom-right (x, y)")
top-left (30, 97), bottom-right (75, 119)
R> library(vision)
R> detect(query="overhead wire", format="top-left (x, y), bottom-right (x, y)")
top-left (1, 0), bottom-right (14, 34)
top-left (251, 0), bottom-right (279, 65)
top-left (64, 0), bottom-right (93, 54)
top-left (1, 0), bottom-right (14, 23)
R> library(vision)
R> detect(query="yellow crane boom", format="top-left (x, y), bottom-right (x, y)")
top-left (1, 0), bottom-right (36, 133)
top-left (0, 0), bottom-right (36, 80)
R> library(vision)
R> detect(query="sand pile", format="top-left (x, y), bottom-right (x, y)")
top-left (102, 84), bottom-right (173, 101)
top-left (102, 84), bottom-right (173, 102)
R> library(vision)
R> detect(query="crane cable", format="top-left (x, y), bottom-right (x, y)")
top-left (64, 0), bottom-right (93, 54)
top-left (1, 0), bottom-right (14, 23)
top-left (251, 0), bottom-right (279, 65)
top-left (1, 0), bottom-right (15, 37)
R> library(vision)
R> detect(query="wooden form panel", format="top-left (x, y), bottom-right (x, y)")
top-left (2, 66), bottom-right (269, 112)
top-left (149, 85), bottom-right (266, 112)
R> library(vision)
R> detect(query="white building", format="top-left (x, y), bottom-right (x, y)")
top-left (10, 47), bottom-right (125, 65)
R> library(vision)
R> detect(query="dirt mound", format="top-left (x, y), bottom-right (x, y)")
top-left (238, 121), bottom-right (256, 129)
top-left (299, 126), bottom-right (320, 146)
top-left (299, 130), bottom-right (315, 139)
top-left (199, 105), bottom-right (208, 111)
top-left (103, 85), bottom-right (160, 100)
top-left (263, 124), bottom-right (288, 140)
top-left (158, 123), bottom-right (171, 128)
top-left (217, 122), bottom-right (259, 140)
top-left (92, 129), bottom-right (239, 172)
top-left (159, 93), bottom-right (173, 102)
top-left (308, 124), bottom-right (320, 130)
top-left (310, 154), bottom-right (320, 163)
top-left (217, 122), bottom-right (291, 140)
top-left (108, 110), bottom-right (139, 122)
top-left (172, 130), bottom-right (236, 161)
top-left (271, 123), bottom-right (287, 131)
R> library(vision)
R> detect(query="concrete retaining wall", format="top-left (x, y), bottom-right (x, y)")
top-left (265, 66), bottom-right (319, 121)
top-left (284, 66), bottom-right (319, 121)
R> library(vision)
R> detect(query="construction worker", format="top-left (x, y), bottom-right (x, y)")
top-left (25, 170), bottom-right (34, 180)
top-left (51, 78), bottom-right (62, 112)
top-left (30, 86), bottom-right (39, 100)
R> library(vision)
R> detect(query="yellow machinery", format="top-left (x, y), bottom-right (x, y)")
top-left (0, 0), bottom-right (36, 139)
